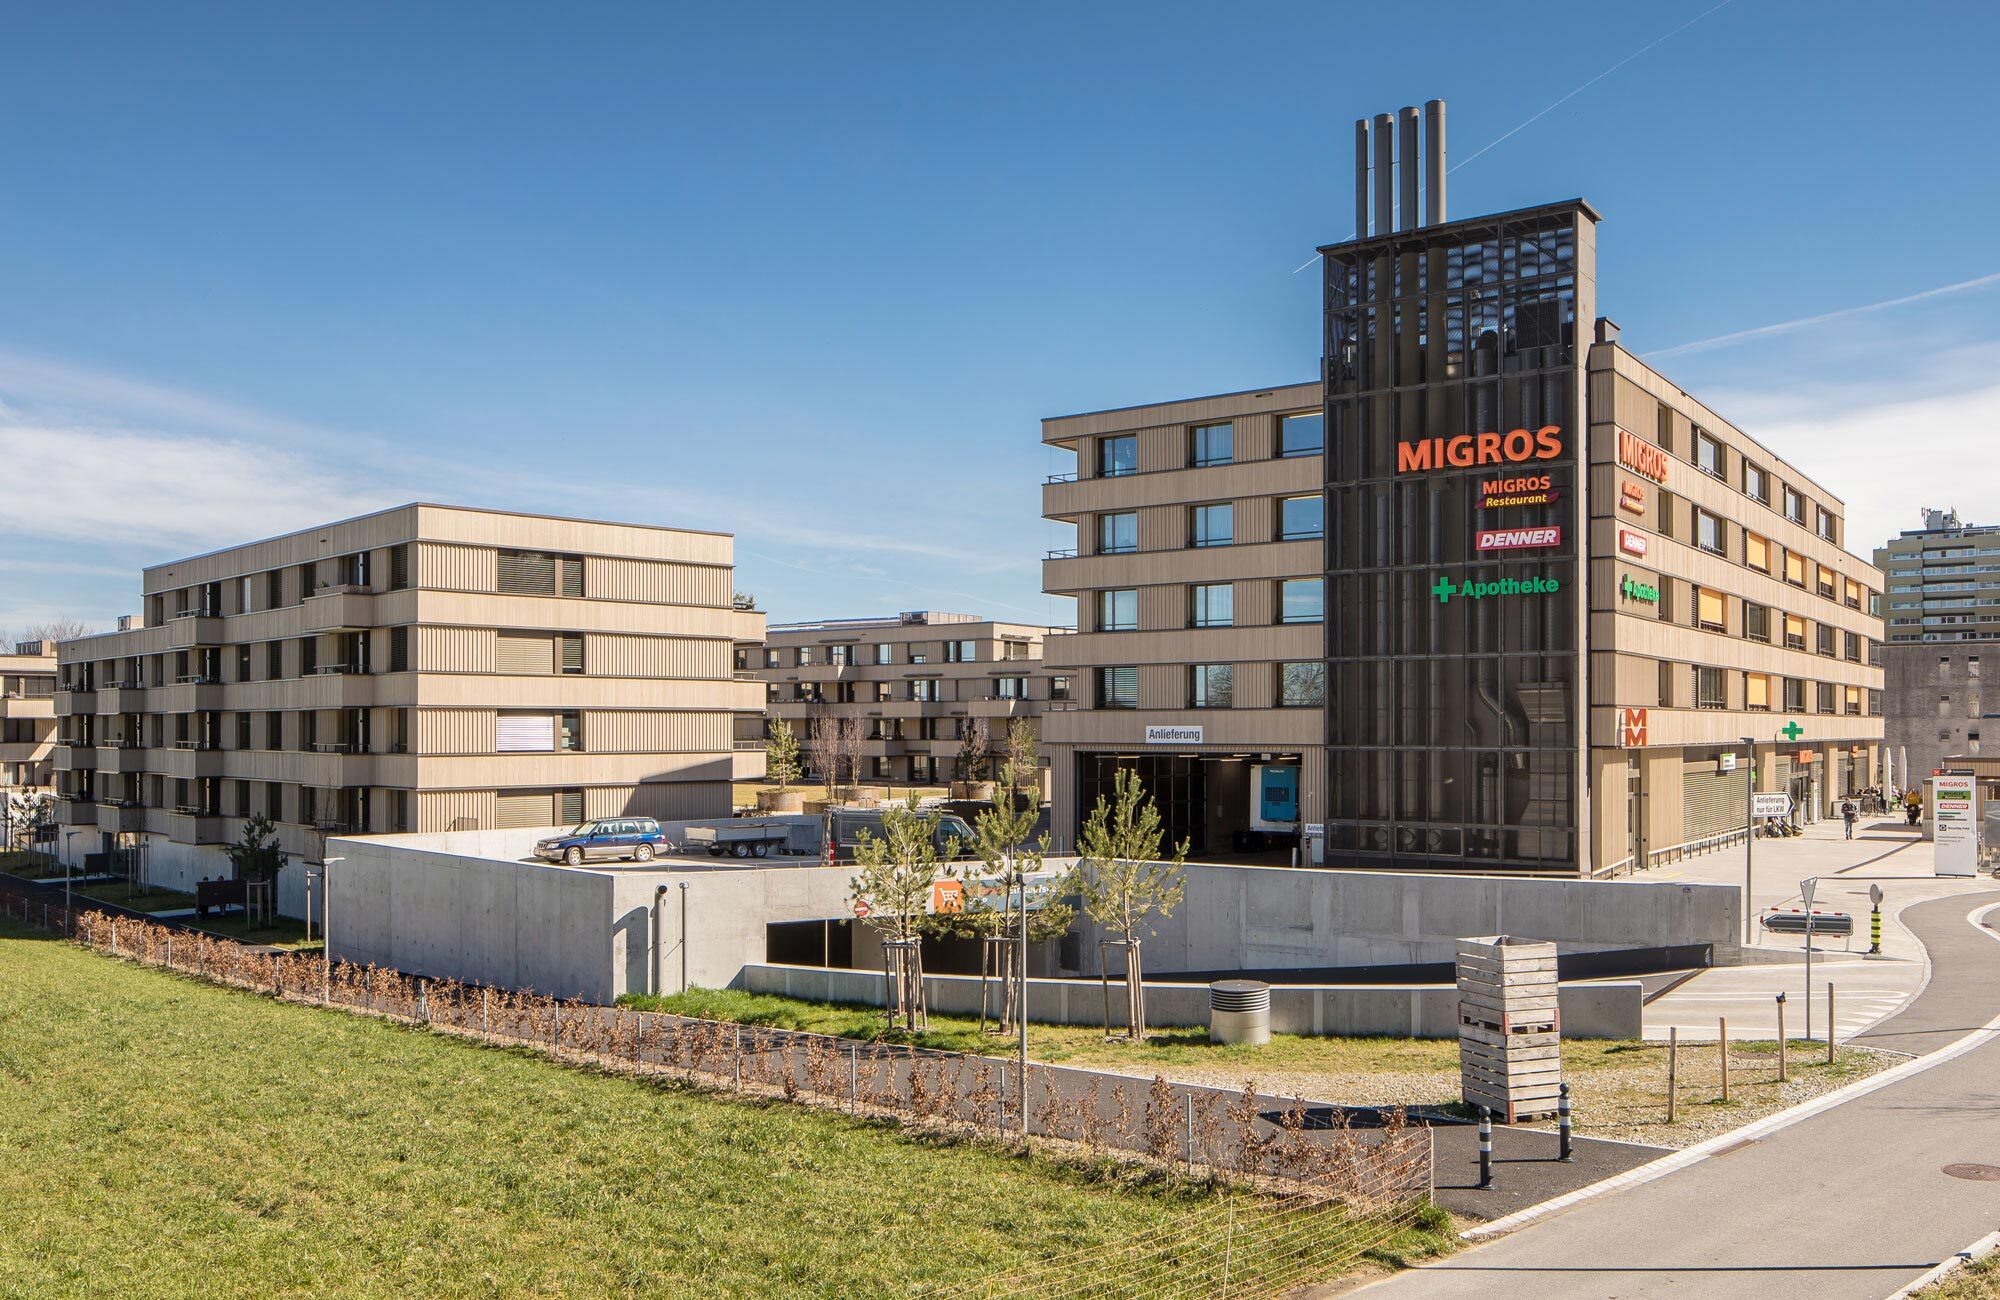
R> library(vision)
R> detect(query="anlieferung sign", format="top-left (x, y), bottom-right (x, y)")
top-left (1144, 725), bottom-right (1203, 745)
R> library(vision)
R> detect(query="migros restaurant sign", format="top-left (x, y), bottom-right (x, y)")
top-left (1397, 425), bottom-right (1563, 474)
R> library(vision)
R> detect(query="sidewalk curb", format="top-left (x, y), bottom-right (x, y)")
top-left (1884, 1228), bottom-right (2000, 1299)
top-left (1460, 900), bottom-right (2000, 1244)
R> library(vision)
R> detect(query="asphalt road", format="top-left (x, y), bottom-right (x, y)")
top-left (1354, 890), bottom-right (2000, 1300)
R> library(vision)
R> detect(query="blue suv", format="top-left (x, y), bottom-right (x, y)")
top-left (533, 817), bottom-right (672, 865)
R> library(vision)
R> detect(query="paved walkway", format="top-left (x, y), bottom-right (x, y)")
top-left (1353, 890), bottom-right (2000, 1300)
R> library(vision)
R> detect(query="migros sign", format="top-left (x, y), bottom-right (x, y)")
top-left (1397, 425), bottom-right (1563, 474)
top-left (1618, 427), bottom-right (1668, 483)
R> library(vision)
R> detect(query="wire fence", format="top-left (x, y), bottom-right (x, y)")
top-left (3, 887), bottom-right (1436, 1295)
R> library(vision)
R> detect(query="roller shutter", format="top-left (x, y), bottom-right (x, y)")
top-left (496, 714), bottom-right (556, 753)
top-left (495, 791), bottom-right (553, 828)
top-left (1681, 767), bottom-right (1740, 841)
top-left (495, 632), bottom-right (554, 675)
top-left (558, 790), bottom-right (584, 824)
top-left (497, 550), bottom-right (557, 595)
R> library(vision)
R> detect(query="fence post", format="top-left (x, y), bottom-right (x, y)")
top-left (1666, 1027), bottom-right (1678, 1123)
top-left (110, 919), bottom-right (118, 956)
top-left (482, 987), bottom-right (490, 1037)
top-left (849, 1044), bottom-right (858, 1115)
top-left (1827, 983), bottom-right (1836, 1066)
top-left (1719, 1017), bottom-right (1729, 1103)
top-left (1184, 1093), bottom-right (1195, 1170)
top-left (1777, 995), bottom-right (1788, 1082)
top-left (734, 1024), bottom-right (743, 1090)
top-left (998, 1062), bottom-right (1008, 1132)
top-left (165, 936), bottom-right (173, 970)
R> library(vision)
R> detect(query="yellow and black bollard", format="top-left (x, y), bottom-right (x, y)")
top-left (1869, 905), bottom-right (1882, 956)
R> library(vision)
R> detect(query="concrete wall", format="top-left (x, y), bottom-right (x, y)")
top-left (1884, 643), bottom-right (1983, 789)
top-left (739, 963), bottom-right (1644, 1040)
top-left (1053, 858), bottom-right (1742, 975)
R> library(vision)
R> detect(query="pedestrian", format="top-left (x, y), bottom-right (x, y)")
top-left (1841, 798), bottom-right (1857, 839)
top-left (1905, 791), bottom-right (1923, 828)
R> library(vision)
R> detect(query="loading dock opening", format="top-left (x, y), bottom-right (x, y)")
top-left (1077, 752), bottom-right (1304, 863)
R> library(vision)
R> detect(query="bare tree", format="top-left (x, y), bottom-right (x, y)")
top-left (953, 716), bottom-right (990, 786)
top-left (804, 708), bottom-right (862, 802)
top-left (21, 619), bottom-right (88, 646)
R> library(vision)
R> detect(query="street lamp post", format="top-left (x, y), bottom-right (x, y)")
top-left (319, 856), bottom-right (344, 998)
top-left (62, 830), bottom-right (79, 930)
top-left (1742, 736), bottom-right (1757, 946)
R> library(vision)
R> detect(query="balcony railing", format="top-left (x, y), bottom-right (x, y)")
top-left (173, 740), bottom-right (218, 751)
top-left (175, 674), bottom-right (218, 685)
top-left (312, 664), bottom-right (361, 675)
top-left (170, 608), bottom-right (219, 620)
top-left (1045, 547), bottom-right (1078, 559)
top-left (312, 741), bottom-right (361, 754)
top-left (1044, 471), bottom-right (1079, 484)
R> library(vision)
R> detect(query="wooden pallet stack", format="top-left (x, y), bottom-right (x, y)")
top-left (1456, 935), bottom-right (1562, 1122)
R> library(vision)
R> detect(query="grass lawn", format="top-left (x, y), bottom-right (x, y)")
top-left (617, 987), bottom-right (1890, 1145)
top-left (178, 910), bottom-right (319, 950)
top-left (0, 849), bottom-right (65, 879)
top-left (0, 920), bottom-right (1449, 1298)
top-left (67, 879), bottom-right (199, 913)
top-left (1921, 1252), bottom-right (2000, 1298)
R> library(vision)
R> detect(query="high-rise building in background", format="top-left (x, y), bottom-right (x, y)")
top-left (1874, 508), bottom-right (2000, 781)
top-left (1041, 100), bottom-right (1887, 874)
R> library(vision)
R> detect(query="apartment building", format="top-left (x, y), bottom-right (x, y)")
top-left (53, 504), bottom-right (764, 894)
top-left (1873, 509), bottom-right (2000, 782)
top-left (755, 613), bottom-right (1056, 786)
top-left (1040, 100), bottom-right (1885, 873)
top-left (0, 639), bottom-right (59, 792)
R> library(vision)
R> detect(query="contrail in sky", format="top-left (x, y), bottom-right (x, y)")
top-left (1647, 270), bottom-right (2000, 357)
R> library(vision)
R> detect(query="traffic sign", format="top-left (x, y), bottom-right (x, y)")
top-left (1751, 792), bottom-right (1792, 819)
top-left (1869, 883), bottom-right (1884, 907)
top-left (1800, 876), bottom-right (1817, 911)
top-left (852, 900), bottom-right (871, 918)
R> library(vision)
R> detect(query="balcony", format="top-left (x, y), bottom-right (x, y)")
top-left (164, 808), bottom-right (228, 845)
top-left (58, 798), bottom-right (98, 825)
top-left (53, 689), bottom-right (95, 714)
top-left (302, 587), bottom-right (376, 631)
top-left (163, 612), bottom-right (221, 648)
top-left (0, 693), bottom-right (54, 720)
top-left (96, 803), bottom-right (149, 835)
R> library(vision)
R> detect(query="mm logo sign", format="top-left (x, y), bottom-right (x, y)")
top-left (1618, 707), bottom-right (1648, 748)
top-left (1618, 428), bottom-right (1669, 483)
top-left (1398, 425), bottom-right (1563, 473)
top-left (1477, 526), bottom-right (1562, 552)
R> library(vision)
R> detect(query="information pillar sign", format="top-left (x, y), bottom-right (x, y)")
top-left (1932, 775), bottom-right (1979, 876)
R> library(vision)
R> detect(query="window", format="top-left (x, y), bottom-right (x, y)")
top-left (1784, 678), bottom-right (1806, 712)
top-left (267, 642), bottom-right (284, 679)
top-left (1190, 583), bottom-right (1233, 628)
top-left (829, 644), bottom-right (855, 667)
top-left (1844, 577), bottom-right (1862, 608)
top-left (1817, 682), bottom-right (1836, 714)
top-left (910, 679), bottom-right (940, 702)
top-left (1050, 674), bottom-right (1072, 702)
top-left (1784, 613), bottom-right (1807, 650)
top-left (1098, 589), bottom-right (1138, 632)
top-left (559, 711), bottom-right (581, 751)
top-left (1279, 578), bottom-right (1324, 624)
top-left (1695, 430), bottom-right (1724, 478)
top-left (908, 649), bottom-right (928, 664)
top-left (1098, 435), bottom-right (1137, 478)
top-left (388, 543), bottom-right (411, 591)
top-left (1278, 661), bottom-right (1325, 707)
top-left (1096, 666), bottom-right (1138, 709)
top-left (266, 570), bottom-right (285, 609)
top-left (874, 643), bottom-right (893, 665)
top-left (1817, 507), bottom-right (1836, 542)
top-left (1655, 402), bottom-right (1674, 454)
top-left (1279, 411), bottom-right (1324, 457)
top-left (1657, 490), bottom-right (1676, 540)
top-left (1658, 660), bottom-right (1675, 707)
top-left (1001, 641), bottom-right (1028, 660)
top-left (235, 712), bottom-right (252, 749)
top-left (1191, 503), bottom-right (1233, 548)
top-left (559, 634), bottom-right (583, 674)
top-left (1098, 512), bottom-right (1138, 555)
top-left (1817, 624), bottom-right (1835, 657)
top-left (1745, 603), bottom-right (1771, 643)
top-left (1784, 487), bottom-right (1806, 524)
top-left (796, 646), bottom-right (816, 667)
top-left (497, 713), bottom-right (558, 753)
top-left (389, 627), bottom-right (410, 673)
top-left (1844, 632), bottom-right (1861, 663)
top-left (1817, 566), bottom-right (1836, 600)
top-left (1743, 461), bottom-right (1769, 503)
top-left (497, 550), bottom-right (584, 597)
top-left (1280, 494), bottom-right (1324, 540)
top-left (995, 676), bottom-right (1027, 699)
top-left (1657, 575), bottom-right (1674, 622)
top-left (1784, 551), bottom-right (1807, 587)
top-left (1844, 685), bottom-right (1862, 716)
top-left (265, 781), bottom-right (284, 821)
top-left (265, 712), bottom-right (283, 751)
top-left (236, 644), bottom-right (252, 682)
top-left (1189, 422), bottom-right (1233, 467)
top-left (1744, 531), bottom-right (1770, 572)
top-left (1694, 666), bottom-right (1726, 710)
top-left (1745, 672), bottom-right (1771, 712)
top-left (1696, 508), bottom-right (1725, 555)
top-left (944, 640), bottom-right (977, 663)
top-left (1695, 586), bottom-right (1725, 632)
top-left (1190, 664), bottom-right (1233, 708)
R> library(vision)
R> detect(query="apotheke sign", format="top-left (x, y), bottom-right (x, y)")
top-left (1619, 574), bottom-right (1659, 604)
top-left (1398, 425), bottom-right (1563, 474)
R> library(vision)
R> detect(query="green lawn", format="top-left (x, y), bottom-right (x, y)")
top-left (0, 920), bottom-right (1446, 1297)
top-left (67, 879), bottom-right (198, 913)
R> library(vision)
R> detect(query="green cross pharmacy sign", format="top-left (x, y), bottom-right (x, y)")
top-left (1779, 720), bottom-right (1805, 742)
top-left (1430, 574), bottom-right (1562, 605)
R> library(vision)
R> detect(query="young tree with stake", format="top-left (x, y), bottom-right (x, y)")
top-left (1077, 766), bottom-right (1187, 1041)
top-left (764, 718), bottom-right (802, 794)
top-left (848, 797), bottom-right (962, 1032)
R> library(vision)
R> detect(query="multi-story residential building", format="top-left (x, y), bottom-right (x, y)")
top-left (755, 613), bottom-right (1056, 787)
top-left (1874, 510), bottom-right (2000, 782)
top-left (1040, 99), bottom-right (1885, 873)
top-left (52, 504), bottom-right (764, 895)
top-left (0, 639), bottom-right (59, 793)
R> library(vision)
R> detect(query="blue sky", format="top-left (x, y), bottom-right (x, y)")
top-left (3, 1), bottom-right (1996, 635)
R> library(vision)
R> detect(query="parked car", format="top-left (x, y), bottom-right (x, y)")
top-left (827, 807), bottom-right (977, 862)
top-left (533, 817), bottom-right (672, 865)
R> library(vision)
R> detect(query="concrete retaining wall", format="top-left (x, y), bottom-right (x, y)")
top-left (737, 963), bottom-right (1644, 1040)
top-left (1052, 858), bottom-right (1743, 975)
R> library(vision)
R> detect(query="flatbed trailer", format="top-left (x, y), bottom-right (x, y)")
top-left (684, 821), bottom-right (794, 858)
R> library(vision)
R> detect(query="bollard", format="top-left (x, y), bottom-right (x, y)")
top-left (1557, 1083), bottom-right (1573, 1163)
top-left (1869, 905), bottom-right (1882, 956)
top-left (1666, 1027), bottom-right (1678, 1123)
top-left (1777, 994), bottom-right (1788, 1082)
top-left (1827, 983), bottom-right (1837, 1066)
top-left (1719, 1017), bottom-right (1730, 1103)
top-left (1476, 1107), bottom-right (1494, 1189)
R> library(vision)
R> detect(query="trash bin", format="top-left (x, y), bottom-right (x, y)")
top-left (1209, 979), bottom-right (1271, 1046)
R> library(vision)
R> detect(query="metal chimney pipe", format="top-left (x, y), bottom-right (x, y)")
top-left (1372, 113), bottom-right (1394, 237)
top-left (1424, 99), bottom-right (1447, 226)
top-left (1354, 118), bottom-right (1370, 236)
top-left (1397, 107), bottom-right (1419, 232)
